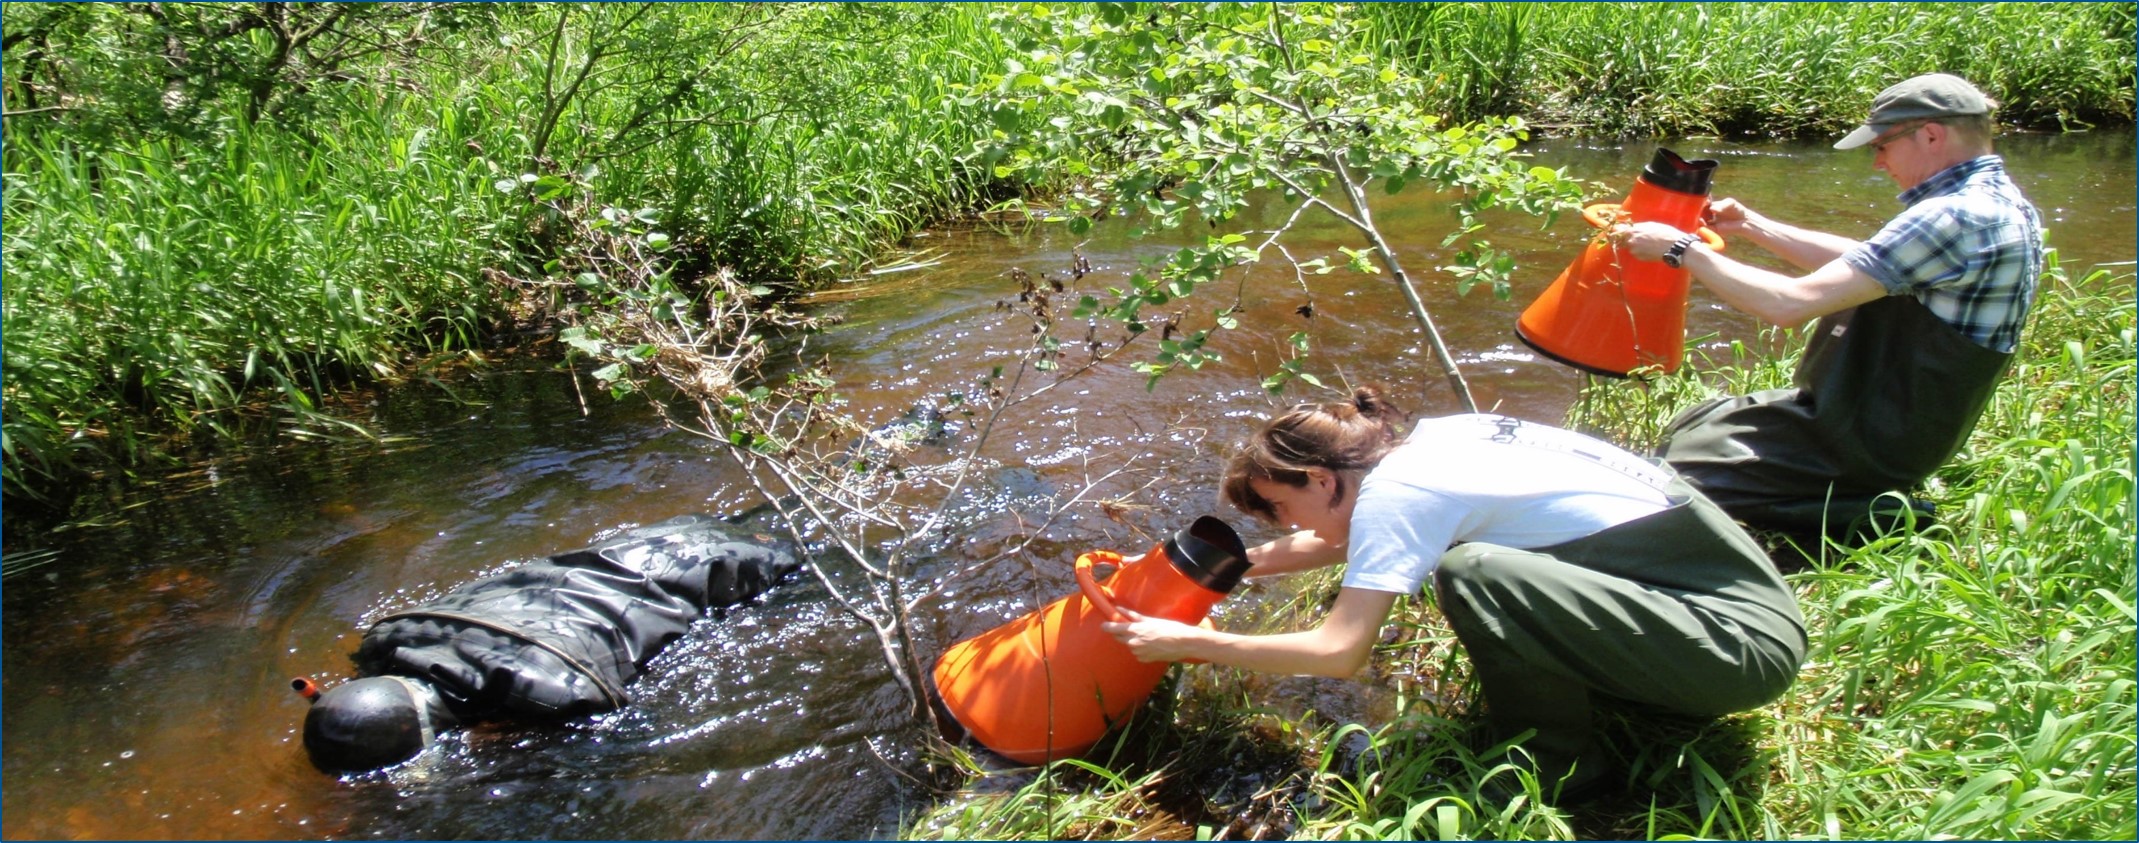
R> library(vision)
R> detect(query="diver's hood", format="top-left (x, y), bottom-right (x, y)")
top-left (301, 675), bottom-right (449, 772)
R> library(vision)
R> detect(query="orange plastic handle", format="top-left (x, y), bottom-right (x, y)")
top-left (1074, 550), bottom-right (1212, 663)
top-left (1580, 202), bottom-right (1726, 251)
top-left (1074, 551), bottom-right (1127, 623)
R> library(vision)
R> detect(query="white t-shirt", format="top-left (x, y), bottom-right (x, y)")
top-left (1342, 415), bottom-right (1678, 595)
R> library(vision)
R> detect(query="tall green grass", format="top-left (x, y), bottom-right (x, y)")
top-left (2, 101), bottom-right (514, 500)
top-left (909, 262), bottom-right (2136, 838)
top-left (1362, 3), bottom-right (2136, 136)
top-left (1, 4), bottom-right (1026, 513)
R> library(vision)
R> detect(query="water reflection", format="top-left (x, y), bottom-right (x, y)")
top-left (4, 132), bottom-right (2132, 840)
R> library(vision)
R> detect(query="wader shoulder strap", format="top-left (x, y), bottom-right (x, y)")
top-left (372, 609), bottom-right (629, 709)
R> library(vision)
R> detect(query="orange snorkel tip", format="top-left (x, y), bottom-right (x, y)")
top-left (291, 676), bottom-right (322, 702)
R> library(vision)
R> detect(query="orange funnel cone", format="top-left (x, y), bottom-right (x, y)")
top-left (931, 516), bottom-right (1248, 765)
top-left (1517, 148), bottom-right (1724, 377)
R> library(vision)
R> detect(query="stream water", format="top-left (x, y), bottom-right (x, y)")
top-left (4, 133), bottom-right (2132, 840)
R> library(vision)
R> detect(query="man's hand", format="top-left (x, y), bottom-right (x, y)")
top-left (1703, 197), bottom-right (1760, 236)
top-left (1616, 220), bottom-right (1694, 263)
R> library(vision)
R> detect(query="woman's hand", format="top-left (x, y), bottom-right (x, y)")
top-left (1100, 608), bottom-right (1206, 663)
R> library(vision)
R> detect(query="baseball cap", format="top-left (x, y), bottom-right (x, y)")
top-left (1834, 73), bottom-right (1992, 150)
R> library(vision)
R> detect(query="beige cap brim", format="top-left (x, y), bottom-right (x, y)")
top-left (1833, 123), bottom-right (1885, 150)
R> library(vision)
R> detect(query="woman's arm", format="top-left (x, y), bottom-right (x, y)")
top-left (1241, 530), bottom-right (1348, 578)
top-left (1101, 587), bottom-right (1400, 678)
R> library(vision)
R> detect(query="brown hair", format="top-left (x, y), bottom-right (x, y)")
top-left (1222, 385), bottom-right (1408, 525)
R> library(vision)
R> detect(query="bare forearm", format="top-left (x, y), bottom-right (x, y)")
top-left (1176, 626), bottom-right (1370, 677)
top-left (1733, 214), bottom-right (1862, 273)
top-left (1682, 248), bottom-right (1885, 327)
top-left (1242, 531), bottom-right (1346, 578)
top-left (1623, 219), bottom-right (1888, 327)
top-left (1103, 588), bottom-right (1397, 678)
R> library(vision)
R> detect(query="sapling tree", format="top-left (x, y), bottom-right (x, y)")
top-left (515, 170), bottom-right (1165, 736)
top-left (516, 0), bottom-right (1588, 754)
top-left (966, 2), bottom-right (1585, 410)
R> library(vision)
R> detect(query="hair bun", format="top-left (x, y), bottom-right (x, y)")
top-left (1351, 385), bottom-right (1385, 415)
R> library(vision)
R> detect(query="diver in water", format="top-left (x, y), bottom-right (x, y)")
top-left (295, 514), bottom-right (801, 772)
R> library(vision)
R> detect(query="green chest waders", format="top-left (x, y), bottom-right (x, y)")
top-left (1657, 296), bottom-right (2012, 532)
top-left (1432, 479), bottom-right (1807, 790)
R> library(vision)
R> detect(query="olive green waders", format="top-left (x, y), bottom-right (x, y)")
top-left (1659, 296), bottom-right (2013, 540)
top-left (1431, 478), bottom-right (1806, 789)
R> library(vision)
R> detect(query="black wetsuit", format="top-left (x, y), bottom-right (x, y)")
top-left (353, 514), bottom-right (800, 723)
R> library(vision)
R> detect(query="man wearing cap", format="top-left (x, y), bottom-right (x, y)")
top-left (1616, 72), bottom-right (2044, 543)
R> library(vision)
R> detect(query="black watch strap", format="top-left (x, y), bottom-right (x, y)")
top-left (1662, 233), bottom-right (1701, 268)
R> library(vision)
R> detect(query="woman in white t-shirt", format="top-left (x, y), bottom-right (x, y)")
top-left (1102, 386), bottom-right (1805, 799)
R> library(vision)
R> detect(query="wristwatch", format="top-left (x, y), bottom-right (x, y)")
top-left (1661, 233), bottom-right (1701, 268)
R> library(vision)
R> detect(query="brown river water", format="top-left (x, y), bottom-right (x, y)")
top-left (4, 133), bottom-right (2132, 840)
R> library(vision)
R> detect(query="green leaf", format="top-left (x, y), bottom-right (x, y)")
top-left (532, 174), bottom-right (572, 200)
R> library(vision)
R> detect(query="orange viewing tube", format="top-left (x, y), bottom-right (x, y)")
top-left (1517, 148), bottom-right (1724, 377)
top-left (930, 516), bottom-right (1248, 765)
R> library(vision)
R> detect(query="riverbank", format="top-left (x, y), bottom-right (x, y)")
top-left (0, 5), bottom-right (1031, 523)
top-left (906, 260), bottom-right (2137, 841)
top-left (4, 1), bottom-right (2131, 526)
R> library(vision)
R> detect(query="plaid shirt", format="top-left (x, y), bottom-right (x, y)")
top-left (1841, 156), bottom-right (2044, 353)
